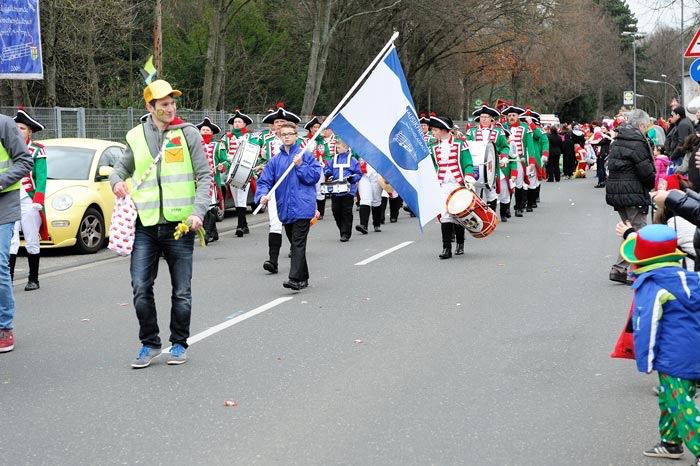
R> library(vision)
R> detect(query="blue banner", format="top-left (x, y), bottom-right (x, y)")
top-left (0, 0), bottom-right (43, 80)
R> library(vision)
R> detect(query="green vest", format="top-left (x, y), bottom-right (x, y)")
top-left (126, 126), bottom-right (195, 226)
top-left (0, 143), bottom-right (21, 193)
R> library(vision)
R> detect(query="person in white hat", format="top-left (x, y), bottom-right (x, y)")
top-left (110, 79), bottom-right (212, 368)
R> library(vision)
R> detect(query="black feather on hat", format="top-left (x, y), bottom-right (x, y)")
top-left (428, 115), bottom-right (454, 131)
top-left (14, 109), bottom-right (44, 132)
top-left (196, 116), bottom-right (221, 134)
top-left (261, 102), bottom-right (301, 124)
top-left (227, 109), bottom-right (253, 126)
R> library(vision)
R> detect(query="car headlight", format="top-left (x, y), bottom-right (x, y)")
top-left (52, 194), bottom-right (73, 211)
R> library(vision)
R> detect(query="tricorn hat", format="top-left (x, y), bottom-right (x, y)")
top-left (196, 116), bottom-right (221, 134)
top-left (227, 109), bottom-right (253, 126)
top-left (428, 115), bottom-right (454, 131)
top-left (304, 116), bottom-right (323, 131)
top-left (262, 102), bottom-right (301, 124)
top-left (472, 104), bottom-right (500, 119)
top-left (14, 109), bottom-right (44, 132)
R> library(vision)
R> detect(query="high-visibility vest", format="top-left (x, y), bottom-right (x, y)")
top-left (0, 143), bottom-right (21, 193)
top-left (126, 126), bottom-right (195, 226)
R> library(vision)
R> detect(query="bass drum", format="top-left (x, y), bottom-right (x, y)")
top-left (226, 139), bottom-right (259, 189)
top-left (467, 140), bottom-right (496, 190)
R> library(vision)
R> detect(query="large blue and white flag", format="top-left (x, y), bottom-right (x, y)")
top-left (328, 47), bottom-right (442, 228)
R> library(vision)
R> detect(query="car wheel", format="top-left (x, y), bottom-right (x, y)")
top-left (75, 207), bottom-right (105, 254)
top-left (215, 205), bottom-right (225, 222)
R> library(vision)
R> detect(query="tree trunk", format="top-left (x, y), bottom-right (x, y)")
top-left (43, 0), bottom-right (58, 107)
top-left (211, 30), bottom-right (227, 110)
top-left (85, 27), bottom-right (101, 108)
top-left (202, 0), bottom-right (224, 109)
top-left (301, 1), bottom-right (326, 115)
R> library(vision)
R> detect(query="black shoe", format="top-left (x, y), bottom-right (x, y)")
top-left (526, 206), bottom-right (533, 212)
top-left (642, 441), bottom-right (683, 459)
top-left (505, 208), bottom-right (511, 218)
top-left (500, 215), bottom-right (508, 223)
top-left (356, 225), bottom-right (368, 235)
top-left (340, 235), bottom-right (349, 242)
top-left (235, 227), bottom-right (244, 237)
top-left (609, 269), bottom-right (629, 284)
top-left (242, 226), bottom-right (249, 234)
top-left (299, 280), bottom-right (309, 289)
top-left (515, 209), bottom-right (523, 217)
top-left (439, 248), bottom-right (452, 259)
top-left (24, 280), bottom-right (40, 291)
top-left (390, 217), bottom-right (397, 223)
top-left (374, 226), bottom-right (381, 232)
top-left (283, 279), bottom-right (302, 291)
top-left (594, 183), bottom-right (605, 188)
top-left (455, 243), bottom-right (464, 255)
top-left (263, 261), bottom-right (278, 274)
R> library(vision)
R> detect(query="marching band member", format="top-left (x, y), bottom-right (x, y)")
top-left (323, 137), bottom-right (362, 241)
top-left (258, 104), bottom-right (301, 275)
top-left (196, 117), bottom-right (222, 244)
top-left (428, 115), bottom-right (475, 259)
top-left (466, 104), bottom-right (510, 221)
top-left (520, 109), bottom-right (549, 209)
top-left (9, 110), bottom-right (47, 291)
top-left (218, 109), bottom-right (254, 237)
top-left (304, 116), bottom-right (333, 219)
top-left (355, 156), bottom-right (384, 234)
top-left (501, 105), bottom-right (532, 217)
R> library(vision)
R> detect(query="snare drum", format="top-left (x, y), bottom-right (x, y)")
top-left (445, 187), bottom-right (498, 238)
top-left (467, 140), bottom-right (496, 189)
top-left (320, 180), bottom-right (350, 195)
top-left (226, 139), bottom-right (259, 189)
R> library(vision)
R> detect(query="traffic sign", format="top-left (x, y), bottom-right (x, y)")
top-left (623, 91), bottom-right (634, 106)
top-left (685, 29), bottom-right (700, 57)
top-left (691, 59), bottom-right (700, 83)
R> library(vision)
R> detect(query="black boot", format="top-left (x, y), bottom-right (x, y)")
top-left (203, 209), bottom-right (218, 243)
top-left (514, 189), bottom-right (524, 217)
top-left (389, 196), bottom-right (401, 222)
top-left (264, 233), bottom-right (282, 274)
top-left (356, 205), bottom-right (370, 234)
top-left (371, 206), bottom-right (383, 232)
top-left (534, 185), bottom-right (540, 206)
top-left (316, 198), bottom-right (326, 219)
top-left (439, 223), bottom-right (453, 259)
top-left (235, 207), bottom-right (248, 237)
top-left (499, 203), bottom-right (509, 223)
top-left (379, 198), bottom-right (388, 224)
top-left (487, 200), bottom-right (497, 212)
top-left (526, 189), bottom-right (535, 212)
top-left (455, 243), bottom-right (464, 255)
top-left (25, 253), bottom-right (40, 291)
top-left (9, 253), bottom-right (16, 282)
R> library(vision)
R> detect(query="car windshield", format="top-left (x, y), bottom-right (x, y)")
top-left (44, 146), bottom-right (96, 180)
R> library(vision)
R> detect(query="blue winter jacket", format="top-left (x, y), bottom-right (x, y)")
top-left (324, 152), bottom-right (362, 197)
top-left (633, 264), bottom-right (700, 379)
top-left (254, 143), bottom-right (321, 223)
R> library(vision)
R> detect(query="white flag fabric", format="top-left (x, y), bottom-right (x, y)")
top-left (328, 47), bottom-right (442, 228)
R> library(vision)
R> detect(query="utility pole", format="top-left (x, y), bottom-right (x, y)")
top-left (154, 0), bottom-right (163, 77)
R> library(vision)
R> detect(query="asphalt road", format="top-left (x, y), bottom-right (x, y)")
top-left (1, 178), bottom-right (675, 465)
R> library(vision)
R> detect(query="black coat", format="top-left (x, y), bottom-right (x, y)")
top-left (672, 117), bottom-right (695, 161)
top-left (605, 124), bottom-right (656, 209)
top-left (546, 131), bottom-right (562, 158)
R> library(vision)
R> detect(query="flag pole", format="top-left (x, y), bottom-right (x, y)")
top-left (252, 31), bottom-right (400, 216)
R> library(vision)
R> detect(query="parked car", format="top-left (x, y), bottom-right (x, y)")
top-left (39, 138), bottom-right (125, 253)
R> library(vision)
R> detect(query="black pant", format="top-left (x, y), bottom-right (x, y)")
top-left (331, 195), bottom-right (354, 238)
top-left (547, 154), bottom-right (561, 182)
top-left (389, 196), bottom-right (402, 220)
top-left (596, 156), bottom-right (607, 183)
top-left (284, 219), bottom-right (311, 282)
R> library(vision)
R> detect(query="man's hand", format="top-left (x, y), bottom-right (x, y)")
top-left (187, 215), bottom-right (203, 231)
top-left (217, 163), bottom-right (227, 173)
top-left (113, 181), bottom-right (129, 198)
top-left (499, 158), bottom-right (507, 168)
top-left (259, 195), bottom-right (269, 206)
top-left (695, 149), bottom-right (700, 169)
top-left (293, 154), bottom-right (302, 166)
top-left (651, 189), bottom-right (679, 207)
top-left (31, 203), bottom-right (43, 211)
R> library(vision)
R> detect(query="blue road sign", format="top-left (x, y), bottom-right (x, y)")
top-left (690, 58), bottom-right (700, 83)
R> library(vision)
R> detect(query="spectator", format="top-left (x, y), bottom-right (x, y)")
top-left (546, 125), bottom-right (562, 182)
top-left (605, 108), bottom-right (656, 284)
top-left (668, 106), bottom-right (694, 165)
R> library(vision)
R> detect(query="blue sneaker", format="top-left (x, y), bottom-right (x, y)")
top-left (167, 344), bottom-right (187, 365)
top-left (131, 345), bottom-right (160, 369)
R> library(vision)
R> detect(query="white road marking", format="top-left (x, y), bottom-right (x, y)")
top-left (355, 241), bottom-right (413, 266)
top-left (161, 297), bottom-right (293, 354)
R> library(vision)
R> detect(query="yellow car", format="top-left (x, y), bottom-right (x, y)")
top-left (39, 138), bottom-right (125, 253)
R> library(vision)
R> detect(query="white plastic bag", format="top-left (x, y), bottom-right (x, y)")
top-left (107, 195), bottom-right (138, 256)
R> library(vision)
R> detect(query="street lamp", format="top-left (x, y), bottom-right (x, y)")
top-left (622, 31), bottom-right (646, 108)
top-left (636, 93), bottom-right (658, 117)
top-left (643, 76), bottom-right (680, 118)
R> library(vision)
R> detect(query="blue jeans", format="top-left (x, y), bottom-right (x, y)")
top-left (130, 222), bottom-right (194, 348)
top-left (0, 222), bottom-right (15, 329)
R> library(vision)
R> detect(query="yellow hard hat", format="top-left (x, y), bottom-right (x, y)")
top-left (143, 80), bottom-right (182, 103)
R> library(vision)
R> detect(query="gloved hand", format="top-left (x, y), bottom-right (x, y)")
top-left (346, 175), bottom-right (356, 183)
top-left (464, 175), bottom-right (476, 191)
top-left (217, 163), bottom-right (227, 173)
top-left (31, 203), bottom-right (43, 211)
top-left (499, 158), bottom-right (507, 168)
top-left (541, 156), bottom-right (548, 165)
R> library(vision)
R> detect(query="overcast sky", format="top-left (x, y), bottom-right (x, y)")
top-left (626, 0), bottom-right (695, 34)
